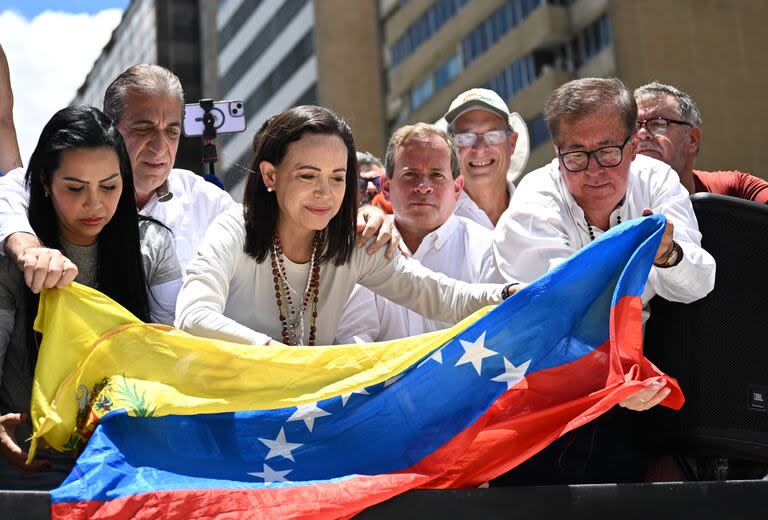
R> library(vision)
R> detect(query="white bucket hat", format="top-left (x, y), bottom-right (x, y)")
top-left (437, 88), bottom-right (530, 184)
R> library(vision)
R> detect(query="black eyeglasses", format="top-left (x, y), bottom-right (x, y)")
top-left (358, 176), bottom-right (381, 190)
top-left (636, 117), bottom-right (692, 136)
top-left (557, 134), bottom-right (632, 173)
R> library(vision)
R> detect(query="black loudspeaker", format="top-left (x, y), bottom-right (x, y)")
top-left (644, 193), bottom-right (768, 463)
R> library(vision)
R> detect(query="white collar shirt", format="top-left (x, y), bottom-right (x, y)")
top-left (493, 154), bottom-right (715, 305)
top-left (453, 179), bottom-right (516, 230)
top-left (138, 168), bottom-right (235, 274)
top-left (335, 214), bottom-right (502, 344)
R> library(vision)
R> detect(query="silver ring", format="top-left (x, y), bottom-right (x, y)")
top-left (639, 398), bottom-right (648, 404)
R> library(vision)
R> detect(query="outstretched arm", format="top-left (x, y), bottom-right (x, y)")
top-left (0, 43), bottom-right (22, 174)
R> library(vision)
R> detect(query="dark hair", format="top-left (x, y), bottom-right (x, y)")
top-left (356, 151), bottom-right (383, 169)
top-left (243, 105), bottom-right (358, 266)
top-left (25, 106), bottom-right (151, 323)
top-left (384, 123), bottom-right (460, 180)
top-left (545, 77), bottom-right (637, 146)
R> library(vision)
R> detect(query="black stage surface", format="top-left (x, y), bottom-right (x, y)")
top-left (3, 480), bottom-right (768, 519)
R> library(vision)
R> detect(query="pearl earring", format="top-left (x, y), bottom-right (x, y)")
top-left (266, 186), bottom-right (274, 192)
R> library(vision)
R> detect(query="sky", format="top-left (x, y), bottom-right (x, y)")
top-left (0, 1), bottom-right (129, 167)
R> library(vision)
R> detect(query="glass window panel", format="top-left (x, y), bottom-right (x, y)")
top-left (512, 0), bottom-right (521, 24)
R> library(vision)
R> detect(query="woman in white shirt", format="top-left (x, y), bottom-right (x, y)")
top-left (176, 106), bottom-right (520, 346)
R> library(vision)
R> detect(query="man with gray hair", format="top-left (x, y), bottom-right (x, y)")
top-left (634, 81), bottom-right (768, 203)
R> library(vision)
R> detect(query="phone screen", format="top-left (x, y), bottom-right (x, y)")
top-left (183, 101), bottom-right (247, 137)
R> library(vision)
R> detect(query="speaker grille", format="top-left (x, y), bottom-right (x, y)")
top-left (645, 194), bottom-right (768, 459)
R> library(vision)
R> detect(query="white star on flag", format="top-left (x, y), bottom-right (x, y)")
top-left (340, 388), bottom-right (369, 406)
top-left (259, 427), bottom-right (303, 462)
top-left (417, 349), bottom-right (443, 368)
top-left (286, 403), bottom-right (331, 432)
top-left (248, 463), bottom-right (292, 483)
top-left (455, 331), bottom-right (498, 375)
top-left (491, 357), bottom-right (531, 390)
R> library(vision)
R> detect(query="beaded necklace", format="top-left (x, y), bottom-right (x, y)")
top-left (584, 212), bottom-right (622, 241)
top-left (270, 232), bottom-right (322, 345)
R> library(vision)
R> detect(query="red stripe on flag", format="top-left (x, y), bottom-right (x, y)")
top-left (421, 295), bottom-right (683, 488)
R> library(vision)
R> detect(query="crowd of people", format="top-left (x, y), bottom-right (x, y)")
top-left (0, 36), bottom-right (766, 491)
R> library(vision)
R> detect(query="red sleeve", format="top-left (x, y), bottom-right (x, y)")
top-left (694, 170), bottom-right (768, 203)
top-left (733, 172), bottom-right (768, 203)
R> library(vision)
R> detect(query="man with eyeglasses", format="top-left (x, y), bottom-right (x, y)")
top-left (495, 78), bottom-right (715, 407)
top-left (441, 88), bottom-right (530, 229)
top-left (634, 81), bottom-right (768, 203)
top-left (488, 77), bottom-right (715, 487)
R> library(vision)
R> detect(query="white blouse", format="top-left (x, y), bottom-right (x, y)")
top-left (175, 205), bottom-right (506, 345)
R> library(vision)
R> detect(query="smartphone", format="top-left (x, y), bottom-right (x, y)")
top-left (183, 100), bottom-right (247, 137)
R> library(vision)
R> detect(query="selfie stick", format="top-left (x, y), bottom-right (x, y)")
top-left (200, 98), bottom-right (218, 178)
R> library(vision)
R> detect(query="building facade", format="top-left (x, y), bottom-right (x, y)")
top-left (212, 0), bottom-right (386, 198)
top-left (72, 0), bottom-right (204, 175)
top-left (74, 0), bottom-right (768, 192)
top-left (382, 0), bottom-right (768, 177)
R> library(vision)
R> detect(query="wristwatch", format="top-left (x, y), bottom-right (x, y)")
top-left (501, 282), bottom-right (520, 300)
top-left (657, 241), bottom-right (682, 268)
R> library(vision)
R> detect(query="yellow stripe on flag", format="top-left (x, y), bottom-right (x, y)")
top-left (29, 283), bottom-right (491, 461)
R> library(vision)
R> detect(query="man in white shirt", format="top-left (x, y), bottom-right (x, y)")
top-left (494, 77), bottom-right (715, 413)
top-left (494, 78), bottom-right (715, 311)
top-left (335, 123), bottom-right (501, 344)
top-left (490, 78), bottom-right (716, 485)
top-left (441, 88), bottom-right (530, 229)
top-left (0, 59), bottom-right (397, 293)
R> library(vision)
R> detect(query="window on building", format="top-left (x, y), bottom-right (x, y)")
top-left (389, 0), bottom-right (470, 68)
top-left (460, 0), bottom-right (547, 71)
top-left (487, 54), bottom-right (537, 101)
top-left (219, 0), bottom-right (308, 94)
top-left (236, 30), bottom-right (315, 134)
top-left (410, 76), bottom-right (434, 110)
top-left (434, 53), bottom-right (461, 90)
top-left (569, 12), bottom-right (613, 69)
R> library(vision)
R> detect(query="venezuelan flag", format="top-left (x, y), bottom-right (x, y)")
top-left (30, 215), bottom-right (683, 519)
